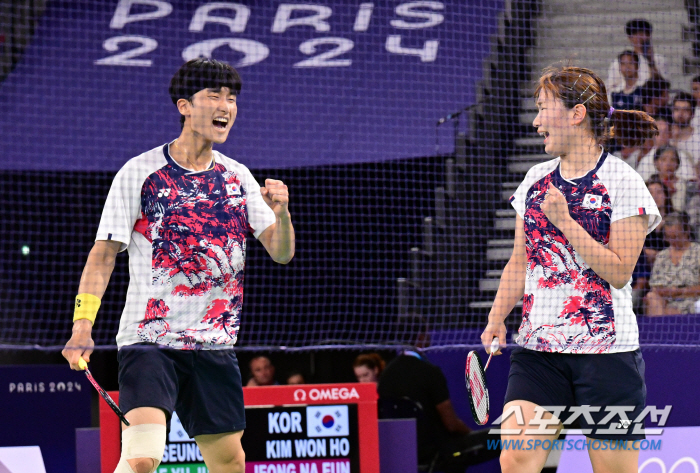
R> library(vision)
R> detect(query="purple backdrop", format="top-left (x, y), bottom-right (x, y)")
top-left (0, 0), bottom-right (504, 171)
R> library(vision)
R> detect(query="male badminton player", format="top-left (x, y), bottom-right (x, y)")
top-left (481, 66), bottom-right (659, 473)
top-left (62, 58), bottom-right (295, 473)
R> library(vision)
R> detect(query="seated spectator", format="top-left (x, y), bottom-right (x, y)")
top-left (353, 353), bottom-right (385, 383)
top-left (690, 75), bottom-right (700, 131)
top-left (645, 213), bottom-right (700, 316)
top-left (628, 116), bottom-right (693, 181)
top-left (619, 127), bottom-right (654, 174)
top-left (247, 355), bottom-right (279, 386)
top-left (377, 316), bottom-right (499, 473)
top-left (686, 160), bottom-right (700, 241)
top-left (651, 146), bottom-right (688, 212)
top-left (607, 19), bottom-right (668, 94)
top-left (632, 177), bottom-right (672, 310)
top-left (643, 176), bottom-right (673, 263)
top-left (609, 51), bottom-right (644, 109)
top-left (639, 78), bottom-right (671, 118)
top-left (286, 371), bottom-right (306, 385)
top-left (671, 92), bottom-right (700, 166)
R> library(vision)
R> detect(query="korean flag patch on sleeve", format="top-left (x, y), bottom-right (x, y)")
top-left (582, 194), bottom-right (602, 210)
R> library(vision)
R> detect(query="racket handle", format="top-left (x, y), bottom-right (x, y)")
top-left (490, 337), bottom-right (500, 354)
top-left (78, 358), bottom-right (88, 370)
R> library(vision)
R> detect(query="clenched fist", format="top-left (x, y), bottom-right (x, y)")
top-left (260, 179), bottom-right (289, 218)
top-left (541, 183), bottom-right (571, 229)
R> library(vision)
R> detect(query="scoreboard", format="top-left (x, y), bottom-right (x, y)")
top-left (99, 384), bottom-right (379, 473)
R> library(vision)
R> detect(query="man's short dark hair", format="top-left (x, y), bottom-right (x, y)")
top-left (653, 112), bottom-right (671, 125)
top-left (673, 91), bottom-right (697, 111)
top-left (639, 78), bottom-right (670, 104)
top-left (626, 19), bottom-right (652, 36)
top-left (169, 58), bottom-right (242, 126)
top-left (618, 50), bottom-right (639, 65)
top-left (249, 355), bottom-right (272, 369)
top-left (692, 75), bottom-right (700, 84)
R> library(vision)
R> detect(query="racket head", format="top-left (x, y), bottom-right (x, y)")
top-left (465, 350), bottom-right (490, 425)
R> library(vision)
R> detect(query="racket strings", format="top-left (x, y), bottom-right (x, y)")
top-left (467, 354), bottom-right (489, 424)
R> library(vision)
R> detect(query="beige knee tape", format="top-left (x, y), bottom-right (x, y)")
top-left (120, 424), bottom-right (166, 472)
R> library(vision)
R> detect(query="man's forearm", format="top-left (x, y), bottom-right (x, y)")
top-left (77, 245), bottom-right (118, 298)
top-left (268, 214), bottom-right (295, 264)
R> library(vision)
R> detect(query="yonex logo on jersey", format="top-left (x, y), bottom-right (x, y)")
top-left (157, 188), bottom-right (171, 198)
top-left (582, 194), bottom-right (602, 209)
top-left (226, 183), bottom-right (241, 196)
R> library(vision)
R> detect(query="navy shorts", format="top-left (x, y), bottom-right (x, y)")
top-left (504, 347), bottom-right (646, 440)
top-left (118, 343), bottom-right (246, 437)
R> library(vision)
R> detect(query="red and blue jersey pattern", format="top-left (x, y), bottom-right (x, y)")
top-left (519, 153), bottom-right (617, 353)
top-left (133, 146), bottom-right (252, 349)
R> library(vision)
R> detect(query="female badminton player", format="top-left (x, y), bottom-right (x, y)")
top-left (481, 65), bottom-right (660, 473)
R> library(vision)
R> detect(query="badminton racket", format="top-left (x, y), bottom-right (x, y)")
top-left (79, 357), bottom-right (130, 426)
top-left (465, 337), bottom-right (499, 425)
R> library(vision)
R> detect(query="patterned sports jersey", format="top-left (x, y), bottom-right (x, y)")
top-left (96, 143), bottom-right (276, 350)
top-left (509, 151), bottom-right (661, 353)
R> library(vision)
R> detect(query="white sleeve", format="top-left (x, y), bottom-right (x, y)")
top-left (241, 168), bottom-right (276, 239)
top-left (610, 168), bottom-right (661, 234)
top-left (509, 180), bottom-right (528, 219)
top-left (509, 161), bottom-right (558, 219)
top-left (656, 54), bottom-right (669, 79)
top-left (606, 60), bottom-right (622, 93)
top-left (95, 162), bottom-right (144, 252)
top-left (510, 168), bottom-right (537, 219)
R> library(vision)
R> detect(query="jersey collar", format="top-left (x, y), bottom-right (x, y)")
top-left (163, 142), bottom-right (215, 175)
top-left (556, 146), bottom-right (608, 185)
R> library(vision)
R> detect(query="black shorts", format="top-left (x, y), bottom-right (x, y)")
top-left (118, 343), bottom-right (246, 437)
top-left (504, 347), bottom-right (646, 440)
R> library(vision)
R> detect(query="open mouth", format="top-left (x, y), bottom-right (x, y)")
top-left (539, 131), bottom-right (549, 143)
top-left (213, 117), bottom-right (228, 130)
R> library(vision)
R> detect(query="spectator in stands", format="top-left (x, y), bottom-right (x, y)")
top-left (639, 78), bottom-right (671, 118)
top-left (609, 51), bottom-right (644, 110)
top-left (650, 146), bottom-right (688, 212)
top-left (622, 115), bottom-right (685, 181)
top-left (377, 316), bottom-right (499, 473)
top-left (645, 212), bottom-right (700, 316)
top-left (247, 355), bottom-right (279, 386)
top-left (353, 353), bottom-right (385, 383)
top-left (671, 92), bottom-right (700, 166)
top-left (633, 177), bottom-right (674, 309)
top-left (619, 124), bottom-right (654, 175)
top-left (690, 75), bottom-right (700, 130)
top-left (644, 176), bottom-right (673, 263)
top-left (286, 371), bottom-right (306, 385)
top-left (687, 160), bottom-right (700, 241)
top-left (607, 19), bottom-right (668, 94)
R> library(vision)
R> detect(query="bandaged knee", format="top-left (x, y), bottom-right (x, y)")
top-left (115, 424), bottom-right (166, 473)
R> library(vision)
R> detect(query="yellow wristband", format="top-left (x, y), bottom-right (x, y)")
top-left (73, 293), bottom-right (101, 324)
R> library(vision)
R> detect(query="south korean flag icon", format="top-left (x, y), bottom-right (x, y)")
top-left (582, 193), bottom-right (603, 210)
top-left (226, 183), bottom-right (241, 196)
top-left (306, 405), bottom-right (349, 437)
